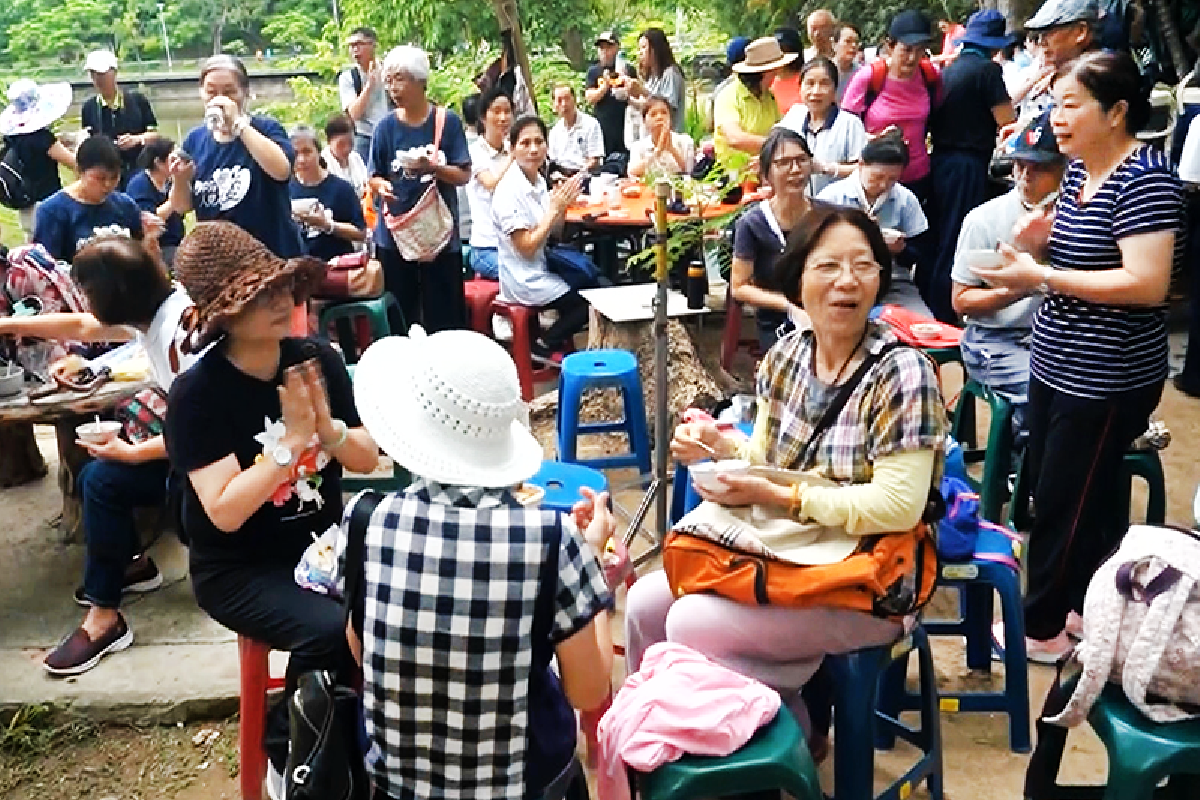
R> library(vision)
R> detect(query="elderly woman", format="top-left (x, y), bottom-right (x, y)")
top-left (340, 326), bottom-right (616, 800)
top-left (778, 57), bottom-right (867, 195)
top-left (164, 222), bottom-right (379, 798)
top-left (972, 52), bottom-right (1182, 662)
top-left (368, 45), bottom-right (471, 333)
top-left (322, 114), bottom-right (370, 195)
top-left (627, 204), bottom-right (947, 756)
top-left (168, 55), bottom-right (301, 258)
top-left (841, 10), bottom-right (941, 201)
top-left (126, 137), bottom-right (186, 268)
top-left (493, 115), bottom-right (591, 358)
top-left (465, 87), bottom-right (515, 280)
top-left (288, 124), bottom-right (366, 262)
top-left (0, 79), bottom-right (78, 237)
top-left (628, 28), bottom-right (686, 131)
top-left (713, 37), bottom-right (795, 168)
top-left (627, 96), bottom-right (695, 178)
top-left (731, 126), bottom-right (821, 350)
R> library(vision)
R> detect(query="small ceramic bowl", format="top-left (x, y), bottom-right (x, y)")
top-left (910, 322), bottom-right (943, 338)
top-left (76, 420), bottom-right (123, 445)
top-left (689, 459), bottom-right (751, 494)
top-left (0, 364), bottom-right (24, 397)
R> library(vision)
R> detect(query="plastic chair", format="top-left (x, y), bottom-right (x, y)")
top-left (636, 706), bottom-right (823, 800)
top-left (491, 299), bottom-right (565, 401)
top-left (463, 278), bottom-right (500, 336)
top-left (950, 379), bottom-right (1015, 524)
top-left (1009, 448), bottom-right (1167, 531)
top-left (830, 626), bottom-right (945, 800)
top-left (528, 460), bottom-right (609, 513)
top-left (1026, 680), bottom-right (1200, 800)
top-left (238, 636), bottom-right (286, 800)
top-left (317, 292), bottom-right (407, 365)
top-left (557, 349), bottom-right (652, 474)
top-left (720, 291), bottom-right (760, 372)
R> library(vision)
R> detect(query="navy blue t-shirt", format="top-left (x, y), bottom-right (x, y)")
top-left (33, 189), bottom-right (144, 263)
top-left (125, 169), bottom-right (185, 248)
top-left (289, 173), bottom-right (366, 262)
top-left (369, 107), bottom-right (470, 253)
top-left (182, 115), bottom-right (303, 258)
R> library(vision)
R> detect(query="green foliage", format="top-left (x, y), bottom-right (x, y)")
top-left (0, 705), bottom-right (95, 758)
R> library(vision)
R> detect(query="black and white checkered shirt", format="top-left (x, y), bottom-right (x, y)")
top-left (338, 480), bottom-right (613, 800)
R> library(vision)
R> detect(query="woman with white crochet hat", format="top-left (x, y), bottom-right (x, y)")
top-left (342, 325), bottom-right (618, 800)
top-left (0, 79), bottom-right (78, 236)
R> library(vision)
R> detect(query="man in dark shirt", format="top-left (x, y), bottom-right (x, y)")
top-left (584, 31), bottom-right (634, 160)
top-left (926, 10), bottom-right (1015, 323)
top-left (81, 49), bottom-right (158, 191)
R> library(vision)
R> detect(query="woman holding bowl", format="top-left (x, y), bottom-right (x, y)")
top-left (971, 51), bottom-right (1182, 661)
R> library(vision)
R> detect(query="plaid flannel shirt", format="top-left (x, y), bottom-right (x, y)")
top-left (339, 479), bottom-right (613, 800)
top-left (755, 320), bottom-right (948, 483)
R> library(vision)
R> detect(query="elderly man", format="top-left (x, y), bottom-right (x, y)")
top-left (81, 50), bottom-right (158, 191)
top-left (804, 9), bottom-right (837, 61)
top-left (548, 84), bottom-right (604, 176)
top-left (585, 31), bottom-right (634, 160)
top-left (338, 26), bottom-right (391, 163)
top-left (950, 112), bottom-right (1066, 430)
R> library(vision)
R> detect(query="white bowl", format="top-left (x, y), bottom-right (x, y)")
top-left (0, 364), bottom-right (24, 397)
top-left (689, 459), bottom-right (751, 494)
top-left (909, 322), bottom-right (943, 338)
top-left (966, 249), bottom-right (1005, 270)
top-left (76, 420), bottom-right (123, 445)
top-left (880, 227), bottom-right (904, 244)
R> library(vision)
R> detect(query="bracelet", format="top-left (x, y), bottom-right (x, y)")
top-left (323, 419), bottom-right (349, 450)
top-left (789, 482), bottom-right (803, 520)
top-left (231, 115), bottom-right (251, 137)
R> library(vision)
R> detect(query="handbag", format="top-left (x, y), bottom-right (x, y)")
top-left (545, 245), bottom-right (601, 290)
top-left (662, 342), bottom-right (943, 618)
top-left (382, 107), bottom-right (454, 262)
top-left (284, 491), bottom-right (383, 800)
top-left (315, 251), bottom-right (384, 299)
top-left (114, 386), bottom-right (168, 444)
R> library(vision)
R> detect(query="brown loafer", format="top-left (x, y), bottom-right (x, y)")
top-left (43, 614), bottom-right (133, 677)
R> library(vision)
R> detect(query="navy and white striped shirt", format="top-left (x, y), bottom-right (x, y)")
top-left (1031, 146), bottom-right (1183, 399)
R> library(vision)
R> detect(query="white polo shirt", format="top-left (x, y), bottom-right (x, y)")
top-left (777, 105), bottom-right (867, 196)
top-left (466, 136), bottom-right (510, 249)
top-left (547, 111), bottom-right (605, 172)
top-left (492, 167), bottom-right (571, 307)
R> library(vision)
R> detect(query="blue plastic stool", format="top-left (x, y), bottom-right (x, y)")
top-left (528, 461), bottom-right (609, 513)
top-left (828, 626), bottom-right (944, 800)
top-left (557, 349), bottom-right (652, 474)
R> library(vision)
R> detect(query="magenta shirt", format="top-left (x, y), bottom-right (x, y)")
top-left (841, 64), bottom-right (935, 184)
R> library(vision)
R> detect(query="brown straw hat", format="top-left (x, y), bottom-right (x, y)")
top-left (174, 221), bottom-right (326, 345)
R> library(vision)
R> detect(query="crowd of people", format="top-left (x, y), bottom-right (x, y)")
top-left (0, 0), bottom-right (1190, 796)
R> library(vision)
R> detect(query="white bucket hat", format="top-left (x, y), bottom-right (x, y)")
top-left (353, 326), bottom-right (543, 488)
top-left (0, 80), bottom-right (72, 136)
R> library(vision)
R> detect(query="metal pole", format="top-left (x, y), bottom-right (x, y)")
top-left (157, 4), bottom-right (173, 70)
top-left (651, 178), bottom-right (672, 538)
top-left (331, 0), bottom-right (341, 29)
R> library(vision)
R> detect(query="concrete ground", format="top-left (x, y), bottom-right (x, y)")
top-left (2, 329), bottom-right (1198, 798)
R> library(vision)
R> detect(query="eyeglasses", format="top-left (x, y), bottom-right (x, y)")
top-left (772, 154), bottom-right (811, 171)
top-left (809, 260), bottom-right (881, 279)
top-left (347, 40), bottom-right (371, 48)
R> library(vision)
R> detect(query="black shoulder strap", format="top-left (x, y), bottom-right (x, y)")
top-left (351, 66), bottom-right (364, 97)
top-left (342, 490), bottom-right (384, 628)
top-left (799, 340), bottom-right (905, 466)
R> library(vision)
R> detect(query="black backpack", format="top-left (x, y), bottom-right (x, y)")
top-left (0, 138), bottom-right (32, 210)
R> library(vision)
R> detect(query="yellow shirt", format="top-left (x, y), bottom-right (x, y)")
top-left (713, 80), bottom-right (781, 166)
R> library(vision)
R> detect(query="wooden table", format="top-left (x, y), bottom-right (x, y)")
top-left (565, 187), bottom-right (744, 230)
top-left (0, 379), bottom-right (152, 538)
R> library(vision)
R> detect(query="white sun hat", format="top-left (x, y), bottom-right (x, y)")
top-left (0, 80), bottom-right (72, 136)
top-left (353, 325), bottom-right (543, 488)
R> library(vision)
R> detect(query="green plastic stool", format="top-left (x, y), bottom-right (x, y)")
top-left (1028, 682), bottom-right (1200, 800)
top-left (317, 293), bottom-right (407, 364)
top-left (950, 379), bottom-right (1014, 524)
top-left (923, 346), bottom-right (963, 368)
top-left (636, 707), bottom-right (822, 800)
top-left (1119, 448), bottom-right (1167, 526)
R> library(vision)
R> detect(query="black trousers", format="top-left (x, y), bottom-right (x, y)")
top-left (1022, 376), bottom-right (1163, 640)
top-left (193, 564), bottom-right (356, 769)
top-left (378, 244), bottom-right (468, 333)
top-left (927, 150), bottom-right (990, 324)
top-left (542, 291), bottom-right (589, 351)
top-left (1175, 192), bottom-right (1200, 391)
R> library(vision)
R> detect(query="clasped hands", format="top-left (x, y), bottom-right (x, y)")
top-left (277, 359), bottom-right (342, 454)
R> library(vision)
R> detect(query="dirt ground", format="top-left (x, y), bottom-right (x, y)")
top-left (2, 317), bottom-right (1199, 800)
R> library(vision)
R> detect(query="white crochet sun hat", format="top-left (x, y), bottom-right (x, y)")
top-left (353, 325), bottom-right (543, 487)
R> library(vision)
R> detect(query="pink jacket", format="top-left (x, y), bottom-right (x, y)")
top-left (596, 642), bottom-right (782, 800)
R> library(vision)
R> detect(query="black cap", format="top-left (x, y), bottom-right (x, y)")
top-left (889, 10), bottom-right (934, 46)
top-left (1003, 111), bottom-right (1065, 164)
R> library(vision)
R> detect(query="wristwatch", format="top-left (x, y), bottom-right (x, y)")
top-left (270, 443), bottom-right (294, 469)
top-left (1035, 265), bottom-right (1054, 295)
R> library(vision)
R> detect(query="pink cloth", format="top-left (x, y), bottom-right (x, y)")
top-left (841, 64), bottom-right (934, 183)
top-left (596, 642), bottom-right (781, 800)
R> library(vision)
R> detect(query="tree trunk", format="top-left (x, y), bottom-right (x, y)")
top-left (994, 0), bottom-right (1040, 29)
top-left (490, 0), bottom-right (540, 114)
top-left (0, 423), bottom-right (48, 489)
top-left (561, 26), bottom-right (587, 71)
top-left (1150, 0), bottom-right (1192, 81)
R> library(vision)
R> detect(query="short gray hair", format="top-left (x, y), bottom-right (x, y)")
top-left (382, 45), bottom-right (430, 83)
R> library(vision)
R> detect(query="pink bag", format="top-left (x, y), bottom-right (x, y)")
top-left (383, 107), bottom-right (454, 262)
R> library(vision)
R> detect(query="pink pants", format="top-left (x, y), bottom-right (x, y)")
top-left (625, 571), bottom-right (902, 730)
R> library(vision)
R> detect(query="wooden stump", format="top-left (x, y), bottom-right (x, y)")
top-left (0, 422), bottom-right (48, 488)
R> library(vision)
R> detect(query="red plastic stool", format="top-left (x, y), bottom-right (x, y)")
top-left (464, 278), bottom-right (501, 336)
top-left (238, 635), bottom-right (286, 800)
top-left (720, 293), bottom-right (760, 372)
top-left (491, 299), bottom-right (570, 401)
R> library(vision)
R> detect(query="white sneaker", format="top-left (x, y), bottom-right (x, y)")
top-left (266, 760), bottom-right (284, 800)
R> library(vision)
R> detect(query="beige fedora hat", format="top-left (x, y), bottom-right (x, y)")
top-left (732, 37), bottom-right (799, 73)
